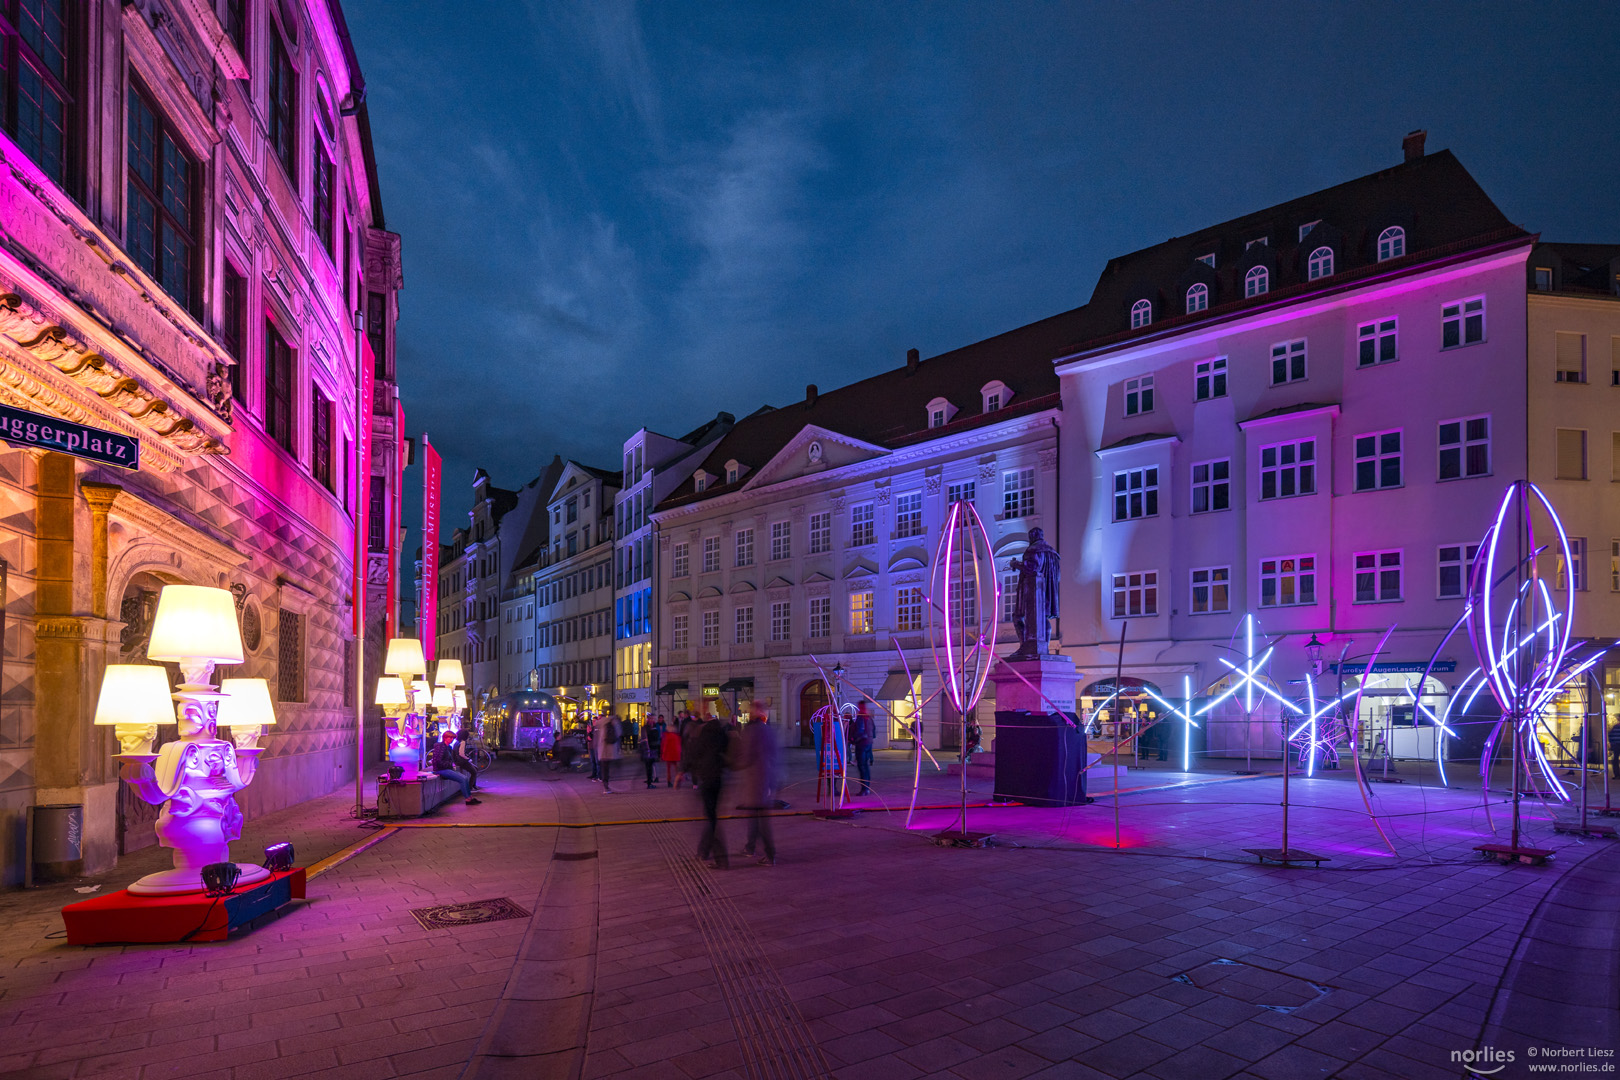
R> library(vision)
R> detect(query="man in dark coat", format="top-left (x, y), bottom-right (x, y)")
top-left (688, 714), bottom-right (731, 868)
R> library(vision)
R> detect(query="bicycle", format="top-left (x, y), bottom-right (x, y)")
top-left (466, 741), bottom-right (494, 772)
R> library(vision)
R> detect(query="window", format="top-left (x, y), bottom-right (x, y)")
top-left (693, 472), bottom-right (707, 493)
top-left (1001, 572), bottom-right (1018, 622)
top-left (1442, 297), bottom-right (1485, 348)
top-left (947, 574), bottom-right (976, 626)
top-left (277, 610), bottom-right (305, 703)
top-left (1112, 467), bottom-right (1159, 520)
top-left (368, 476), bottom-right (385, 551)
top-left (1260, 555), bottom-right (1316, 607)
top-left (985, 392), bottom-right (1001, 412)
top-left (1124, 375), bottom-right (1154, 415)
top-left (702, 537), bottom-right (720, 573)
top-left (1377, 226), bottom-right (1405, 262)
top-left (1190, 567), bottom-right (1230, 614)
top-left (850, 502), bottom-right (874, 546)
top-left (894, 492), bottom-right (923, 538)
top-left (1357, 318), bottom-right (1398, 367)
top-left (1270, 339), bottom-right (1307, 384)
top-left (1, 0), bottom-right (71, 187)
top-left (366, 292), bottom-right (388, 375)
top-left (1611, 540), bottom-right (1619, 593)
top-left (734, 527), bottom-right (753, 567)
top-left (1110, 571), bottom-right (1158, 618)
top-left (770, 601), bottom-right (790, 642)
top-left (1190, 459), bottom-right (1230, 514)
top-left (1245, 266), bottom-right (1269, 297)
top-left (127, 86), bottom-right (197, 312)
top-left (1196, 252), bottom-right (1216, 268)
top-left (223, 265), bottom-right (247, 401)
top-left (1354, 430), bottom-right (1403, 491)
top-left (223, 0), bottom-right (247, 55)
top-left (1247, 237), bottom-right (1268, 250)
top-left (1194, 357), bottom-right (1226, 400)
top-left (1354, 550), bottom-right (1403, 602)
top-left (1307, 246), bottom-right (1333, 280)
top-left (770, 520), bottom-right (792, 560)
top-left (947, 481), bottom-right (975, 505)
top-left (809, 511), bottom-right (830, 554)
top-left (1438, 543), bottom-right (1481, 599)
top-left (1556, 429), bottom-right (1588, 480)
top-left (808, 596), bottom-right (830, 638)
top-left (1130, 299), bottom-right (1152, 329)
top-left (672, 542), bottom-right (689, 578)
top-left (701, 610), bottom-right (720, 648)
top-left (1259, 439), bottom-right (1316, 499)
top-left (1555, 332), bottom-right (1586, 383)
top-left (1534, 266), bottom-right (1554, 291)
top-left (849, 590), bottom-right (873, 635)
top-left (1557, 538), bottom-right (1587, 592)
top-left (264, 319), bottom-right (295, 453)
top-left (1002, 469), bottom-right (1035, 519)
top-left (1438, 416), bottom-right (1490, 480)
top-left (725, 461), bottom-right (739, 484)
top-left (269, 27), bottom-right (297, 179)
top-left (1186, 283), bottom-right (1209, 314)
top-left (312, 142), bottom-right (335, 253)
top-left (894, 587), bottom-right (923, 632)
top-left (671, 614), bottom-right (690, 649)
top-left (311, 385), bottom-right (332, 490)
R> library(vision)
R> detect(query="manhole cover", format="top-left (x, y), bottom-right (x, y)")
top-left (1172, 958), bottom-right (1330, 1013)
top-left (411, 897), bottom-right (531, 931)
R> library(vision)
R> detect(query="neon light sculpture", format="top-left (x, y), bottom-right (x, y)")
top-left (928, 498), bottom-right (1001, 841)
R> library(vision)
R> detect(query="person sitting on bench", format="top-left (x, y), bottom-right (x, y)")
top-left (428, 733), bottom-right (480, 805)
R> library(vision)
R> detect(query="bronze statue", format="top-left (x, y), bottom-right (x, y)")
top-left (1010, 528), bottom-right (1060, 659)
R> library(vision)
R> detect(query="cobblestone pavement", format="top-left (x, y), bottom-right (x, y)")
top-left (0, 749), bottom-right (1614, 1079)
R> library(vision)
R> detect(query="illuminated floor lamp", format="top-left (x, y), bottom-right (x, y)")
top-left (382, 638), bottom-right (428, 775)
top-left (95, 664), bottom-right (177, 758)
top-left (435, 657), bottom-right (466, 735)
top-left (120, 584), bottom-right (269, 895)
top-left (377, 675), bottom-right (416, 779)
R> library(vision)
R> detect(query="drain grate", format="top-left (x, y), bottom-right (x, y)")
top-left (1172, 958), bottom-right (1331, 1014)
top-left (411, 897), bottom-right (531, 931)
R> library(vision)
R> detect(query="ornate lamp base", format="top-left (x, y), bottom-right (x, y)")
top-left (128, 861), bottom-right (271, 896)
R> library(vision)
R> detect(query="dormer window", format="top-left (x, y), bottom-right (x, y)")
top-left (1297, 221), bottom-right (1321, 242)
top-left (1534, 267), bottom-right (1553, 291)
top-left (1377, 226), bottom-right (1405, 262)
top-left (1245, 266), bottom-right (1269, 297)
top-left (724, 459), bottom-right (745, 485)
top-left (1307, 246), bottom-right (1334, 280)
top-left (694, 470), bottom-right (710, 493)
top-left (925, 396), bottom-right (958, 429)
top-left (1130, 299), bottom-right (1152, 329)
top-left (1246, 237), bottom-right (1268, 250)
top-left (980, 380), bottom-right (1012, 414)
top-left (1186, 283), bottom-right (1208, 313)
top-left (1196, 252), bottom-right (1216, 268)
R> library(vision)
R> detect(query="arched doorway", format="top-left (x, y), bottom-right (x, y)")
top-left (798, 680), bottom-right (828, 748)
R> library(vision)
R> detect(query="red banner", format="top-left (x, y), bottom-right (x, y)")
top-left (353, 336), bottom-right (376, 638)
top-left (421, 433), bottom-right (442, 662)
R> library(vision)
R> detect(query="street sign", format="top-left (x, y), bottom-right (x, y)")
top-left (1331, 660), bottom-right (1457, 674)
top-left (0, 403), bottom-right (139, 470)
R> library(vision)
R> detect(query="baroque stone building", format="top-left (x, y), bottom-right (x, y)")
top-left (0, 0), bottom-right (402, 881)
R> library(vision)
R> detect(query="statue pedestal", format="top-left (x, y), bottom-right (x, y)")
top-left (990, 656), bottom-right (1087, 807)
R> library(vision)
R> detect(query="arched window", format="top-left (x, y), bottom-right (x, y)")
top-left (1130, 299), bottom-right (1152, 329)
top-left (1307, 246), bottom-right (1333, 280)
top-left (1186, 283), bottom-right (1208, 314)
top-left (1377, 227), bottom-right (1405, 262)
top-left (1245, 266), bottom-right (1269, 298)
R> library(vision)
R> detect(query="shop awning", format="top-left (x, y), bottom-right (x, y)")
top-left (1082, 677), bottom-right (1161, 699)
top-left (655, 681), bottom-right (689, 694)
top-left (878, 672), bottom-right (914, 700)
top-left (717, 677), bottom-right (754, 692)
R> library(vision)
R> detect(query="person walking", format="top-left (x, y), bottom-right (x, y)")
top-left (597, 713), bottom-right (621, 793)
top-left (737, 704), bottom-right (780, 865)
top-left (585, 716), bottom-right (600, 781)
top-left (688, 713), bottom-right (731, 868)
top-left (660, 715), bottom-right (683, 787)
top-left (1608, 719), bottom-right (1620, 780)
top-left (428, 734), bottom-right (480, 805)
top-left (641, 714), bottom-right (665, 789)
top-left (849, 702), bottom-right (876, 795)
top-left (678, 710), bottom-right (703, 790)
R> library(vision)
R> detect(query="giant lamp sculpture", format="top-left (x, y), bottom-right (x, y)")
top-left (115, 584), bottom-right (269, 895)
top-left (380, 638), bottom-right (429, 775)
top-left (94, 664), bottom-right (177, 755)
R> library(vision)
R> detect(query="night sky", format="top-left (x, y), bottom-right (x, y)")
top-left (341, 1), bottom-right (1619, 555)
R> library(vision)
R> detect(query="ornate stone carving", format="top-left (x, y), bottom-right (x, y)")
top-left (1039, 448), bottom-right (1058, 473)
top-left (925, 474), bottom-right (943, 494)
top-left (364, 228), bottom-right (404, 291)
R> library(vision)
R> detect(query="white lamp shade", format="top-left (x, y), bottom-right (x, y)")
top-left (383, 638), bottom-right (427, 677)
top-left (434, 657), bottom-right (465, 687)
top-left (431, 686), bottom-right (454, 710)
top-left (215, 678), bottom-right (277, 727)
top-left (375, 676), bottom-right (409, 708)
top-left (453, 689), bottom-right (467, 710)
top-left (146, 585), bottom-right (245, 664)
top-left (93, 665), bottom-right (176, 726)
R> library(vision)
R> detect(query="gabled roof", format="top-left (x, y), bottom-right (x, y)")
top-left (741, 424), bottom-right (890, 491)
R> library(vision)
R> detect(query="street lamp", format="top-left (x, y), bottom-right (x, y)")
top-left (1304, 633), bottom-right (1326, 677)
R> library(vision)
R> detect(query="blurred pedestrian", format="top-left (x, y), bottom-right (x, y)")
top-left (679, 710), bottom-right (703, 789)
top-left (737, 704), bottom-right (780, 865)
top-left (688, 713), bottom-right (731, 868)
top-left (849, 701), bottom-right (876, 795)
top-left (596, 714), bottom-right (621, 793)
top-left (641, 714), bottom-right (665, 789)
top-left (661, 716), bottom-right (683, 787)
top-left (585, 716), bottom-right (600, 781)
top-left (1608, 719), bottom-right (1620, 779)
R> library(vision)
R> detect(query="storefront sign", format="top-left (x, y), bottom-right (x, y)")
top-left (1332, 661), bottom-right (1457, 675)
top-left (0, 403), bottom-right (139, 469)
top-left (420, 433), bottom-right (442, 661)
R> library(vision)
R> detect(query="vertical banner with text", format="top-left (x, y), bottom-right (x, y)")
top-left (421, 433), bottom-right (442, 662)
top-left (354, 337), bottom-right (376, 638)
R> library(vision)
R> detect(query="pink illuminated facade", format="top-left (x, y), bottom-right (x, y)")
top-left (0, 0), bottom-right (402, 881)
top-left (1053, 136), bottom-right (1620, 757)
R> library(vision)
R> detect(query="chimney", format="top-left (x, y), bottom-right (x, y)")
top-left (1402, 129), bottom-right (1426, 163)
top-left (906, 347), bottom-right (920, 374)
top-left (805, 383), bottom-right (818, 408)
